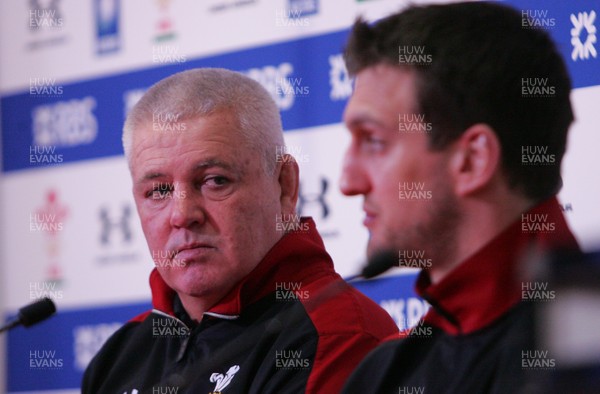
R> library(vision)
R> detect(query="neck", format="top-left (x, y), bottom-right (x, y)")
top-left (428, 191), bottom-right (534, 284)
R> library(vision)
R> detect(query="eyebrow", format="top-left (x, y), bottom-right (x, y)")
top-left (193, 158), bottom-right (236, 172)
top-left (345, 112), bottom-right (387, 131)
top-left (136, 158), bottom-right (237, 184)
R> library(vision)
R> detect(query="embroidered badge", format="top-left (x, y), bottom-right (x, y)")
top-left (208, 365), bottom-right (240, 393)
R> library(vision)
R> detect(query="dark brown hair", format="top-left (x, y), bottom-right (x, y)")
top-left (345, 2), bottom-right (574, 200)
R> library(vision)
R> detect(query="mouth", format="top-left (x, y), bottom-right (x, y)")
top-left (173, 243), bottom-right (217, 262)
top-left (176, 242), bottom-right (214, 253)
top-left (362, 206), bottom-right (377, 228)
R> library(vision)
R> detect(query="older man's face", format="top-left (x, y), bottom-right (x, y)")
top-left (130, 111), bottom-right (283, 301)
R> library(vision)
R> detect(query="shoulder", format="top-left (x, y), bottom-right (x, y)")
top-left (82, 314), bottom-right (148, 392)
top-left (341, 338), bottom-right (408, 393)
top-left (298, 275), bottom-right (399, 393)
top-left (301, 275), bottom-right (398, 339)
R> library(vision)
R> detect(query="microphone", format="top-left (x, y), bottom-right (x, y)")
top-left (345, 250), bottom-right (397, 281)
top-left (0, 297), bottom-right (57, 334)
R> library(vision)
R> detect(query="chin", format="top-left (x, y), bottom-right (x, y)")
top-left (160, 267), bottom-right (207, 294)
top-left (176, 278), bottom-right (216, 298)
top-left (367, 236), bottom-right (387, 257)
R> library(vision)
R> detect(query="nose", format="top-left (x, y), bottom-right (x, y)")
top-left (339, 146), bottom-right (371, 197)
top-left (169, 185), bottom-right (206, 229)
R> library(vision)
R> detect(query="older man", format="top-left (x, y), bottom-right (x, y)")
top-left (339, 2), bottom-right (580, 393)
top-left (82, 68), bottom-right (397, 393)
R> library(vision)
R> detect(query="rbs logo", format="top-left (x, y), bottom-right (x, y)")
top-left (32, 96), bottom-right (98, 147)
top-left (245, 63), bottom-right (295, 110)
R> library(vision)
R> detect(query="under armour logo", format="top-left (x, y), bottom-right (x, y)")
top-left (297, 177), bottom-right (329, 219)
top-left (209, 365), bottom-right (240, 393)
top-left (99, 205), bottom-right (132, 245)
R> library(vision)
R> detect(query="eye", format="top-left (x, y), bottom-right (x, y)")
top-left (366, 134), bottom-right (384, 145)
top-left (204, 176), bottom-right (230, 188)
top-left (361, 131), bottom-right (386, 152)
top-left (200, 175), bottom-right (234, 201)
top-left (145, 183), bottom-right (174, 199)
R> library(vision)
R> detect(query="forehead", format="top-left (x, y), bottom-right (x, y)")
top-left (344, 64), bottom-right (418, 126)
top-left (129, 111), bottom-right (251, 174)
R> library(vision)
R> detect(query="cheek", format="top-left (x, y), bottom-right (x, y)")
top-left (372, 163), bottom-right (403, 202)
top-left (229, 195), bottom-right (278, 237)
top-left (221, 188), bottom-right (280, 251)
top-left (382, 152), bottom-right (426, 197)
top-left (138, 204), bottom-right (170, 247)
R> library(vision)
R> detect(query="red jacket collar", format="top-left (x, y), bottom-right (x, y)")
top-left (148, 217), bottom-right (336, 318)
top-left (416, 197), bottom-right (579, 335)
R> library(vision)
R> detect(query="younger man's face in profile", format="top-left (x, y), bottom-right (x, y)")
top-left (340, 64), bottom-right (457, 261)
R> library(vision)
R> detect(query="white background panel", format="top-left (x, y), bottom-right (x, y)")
top-left (558, 85), bottom-right (600, 250)
top-left (0, 0), bottom-right (424, 95)
top-left (1, 157), bottom-right (150, 310)
top-left (284, 124), bottom-right (368, 277)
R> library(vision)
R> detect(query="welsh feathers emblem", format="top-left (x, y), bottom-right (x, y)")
top-left (209, 365), bottom-right (240, 393)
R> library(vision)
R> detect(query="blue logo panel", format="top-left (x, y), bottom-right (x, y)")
top-left (1, 30), bottom-right (351, 173)
top-left (6, 301), bottom-right (151, 392)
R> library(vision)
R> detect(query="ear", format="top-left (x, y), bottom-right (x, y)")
top-left (448, 124), bottom-right (501, 197)
top-left (277, 154), bottom-right (300, 215)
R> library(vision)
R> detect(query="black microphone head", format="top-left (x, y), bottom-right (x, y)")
top-left (361, 250), bottom-right (397, 279)
top-left (18, 297), bottom-right (56, 327)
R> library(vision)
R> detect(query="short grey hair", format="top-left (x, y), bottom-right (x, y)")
top-left (123, 68), bottom-right (284, 174)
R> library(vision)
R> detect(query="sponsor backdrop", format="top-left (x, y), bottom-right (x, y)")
top-left (1, 0), bottom-right (598, 392)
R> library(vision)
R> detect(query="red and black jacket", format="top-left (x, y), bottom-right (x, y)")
top-left (342, 198), bottom-right (581, 394)
top-left (82, 218), bottom-right (398, 393)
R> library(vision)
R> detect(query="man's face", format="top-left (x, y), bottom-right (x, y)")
top-left (340, 64), bottom-right (458, 261)
top-left (130, 111), bottom-right (283, 301)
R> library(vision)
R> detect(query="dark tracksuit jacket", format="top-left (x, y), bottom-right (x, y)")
top-left (82, 218), bottom-right (398, 393)
top-left (342, 197), bottom-right (580, 394)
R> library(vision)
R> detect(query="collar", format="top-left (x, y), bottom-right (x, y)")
top-left (148, 217), bottom-right (336, 319)
top-left (416, 197), bottom-right (580, 335)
